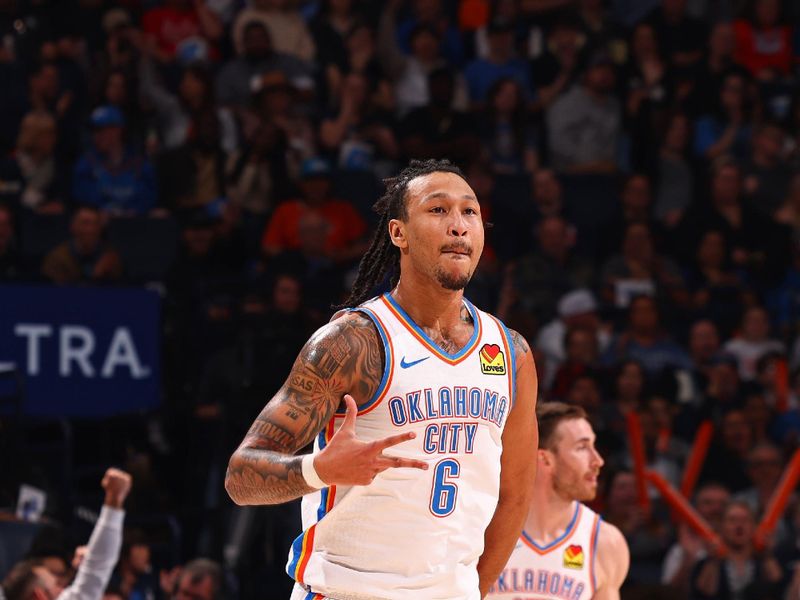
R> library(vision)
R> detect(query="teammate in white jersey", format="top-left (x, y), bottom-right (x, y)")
top-left (488, 402), bottom-right (629, 600)
top-left (225, 158), bottom-right (538, 599)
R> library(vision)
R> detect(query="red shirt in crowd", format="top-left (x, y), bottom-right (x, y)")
top-left (261, 199), bottom-right (367, 258)
top-left (733, 19), bottom-right (793, 77)
top-left (143, 7), bottom-right (204, 59)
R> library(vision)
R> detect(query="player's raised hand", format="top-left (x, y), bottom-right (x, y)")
top-left (314, 394), bottom-right (428, 486)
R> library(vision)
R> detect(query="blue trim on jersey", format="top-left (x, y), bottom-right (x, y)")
top-left (286, 532), bottom-right (305, 579)
top-left (591, 515), bottom-right (602, 591)
top-left (382, 293), bottom-right (480, 361)
top-left (304, 592), bottom-right (318, 600)
top-left (522, 502), bottom-right (580, 551)
top-left (335, 306), bottom-right (392, 416)
top-left (497, 318), bottom-right (517, 409)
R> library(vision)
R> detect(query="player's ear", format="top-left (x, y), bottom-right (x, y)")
top-left (538, 448), bottom-right (552, 468)
top-left (388, 219), bottom-right (408, 250)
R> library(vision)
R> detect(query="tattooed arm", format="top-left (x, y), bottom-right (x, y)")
top-left (478, 329), bottom-right (538, 596)
top-left (225, 312), bottom-right (426, 506)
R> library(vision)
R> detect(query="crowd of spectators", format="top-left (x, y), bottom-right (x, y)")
top-left (2, 0), bottom-right (800, 598)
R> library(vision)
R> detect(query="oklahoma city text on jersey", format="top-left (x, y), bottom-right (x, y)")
top-left (389, 385), bottom-right (510, 453)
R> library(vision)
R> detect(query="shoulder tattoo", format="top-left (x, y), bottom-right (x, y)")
top-left (250, 312), bottom-right (384, 452)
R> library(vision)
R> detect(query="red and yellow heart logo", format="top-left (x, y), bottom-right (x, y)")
top-left (480, 344), bottom-right (501, 362)
top-left (479, 343), bottom-right (505, 375)
top-left (563, 544), bottom-right (584, 569)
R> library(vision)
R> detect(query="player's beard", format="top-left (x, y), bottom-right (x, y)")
top-left (434, 266), bottom-right (472, 290)
top-left (552, 467), bottom-right (597, 503)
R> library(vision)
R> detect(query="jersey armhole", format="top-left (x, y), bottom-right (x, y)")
top-left (337, 307), bottom-right (394, 416)
top-left (495, 318), bottom-right (517, 410)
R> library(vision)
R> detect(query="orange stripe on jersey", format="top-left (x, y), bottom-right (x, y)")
top-left (380, 294), bottom-right (482, 365)
top-left (589, 513), bottom-right (600, 595)
top-left (522, 504), bottom-right (584, 555)
top-left (325, 418), bottom-right (337, 444)
top-left (326, 485), bottom-right (337, 513)
top-left (324, 419), bottom-right (337, 513)
top-left (294, 524), bottom-right (316, 583)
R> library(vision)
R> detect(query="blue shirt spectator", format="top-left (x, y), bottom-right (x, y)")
top-left (694, 115), bottom-right (752, 161)
top-left (463, 18), bottom-right (531, 104)
top-left (72, 106), bottom-right (157, 216)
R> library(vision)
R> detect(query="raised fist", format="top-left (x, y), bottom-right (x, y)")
top-left (102, 468), bottom-right (132, 509)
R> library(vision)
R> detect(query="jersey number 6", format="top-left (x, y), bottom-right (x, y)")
top-left (429, 458), bottom-right (461, 517)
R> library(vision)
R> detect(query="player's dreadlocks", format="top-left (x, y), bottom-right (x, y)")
top-left (338, 158), bottom-right (466, 308)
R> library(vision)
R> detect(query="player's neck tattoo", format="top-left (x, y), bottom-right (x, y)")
top-left (421, 304), bottom-right (475, 354)
top-left (460, 304), bottom-right (473, 324)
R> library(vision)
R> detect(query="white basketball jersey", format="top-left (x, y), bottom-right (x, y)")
top-left (487, 502), bottom-right (602, 600)
top-left (286, 293), bottom-right (517, 600)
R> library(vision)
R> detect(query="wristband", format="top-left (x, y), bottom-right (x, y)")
top-left (301, 453), bottom-right (327, 489)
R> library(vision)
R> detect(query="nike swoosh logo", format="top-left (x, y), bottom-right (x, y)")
top-left (400, 356), bottom-right (429, 369)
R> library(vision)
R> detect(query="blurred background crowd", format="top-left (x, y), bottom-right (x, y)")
top-left (1, 0), bottom-right (800, 598)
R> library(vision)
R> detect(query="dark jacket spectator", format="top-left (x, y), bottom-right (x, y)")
top-left (216, 21), bottom-right (313, 109)
top-left (546, 52), bottom-right (622, 174)
top-left (41, 205), bottom-right (123, 285)
top-left (512, 216), bottom-right (595, 324)
top-left (675, 157), bottom-right (791, 288)
top-left (742, 122), bottom-right (792, 218)
top-left (399, 67), bottom-right (478, 165)
top-left (644, 0), bottom-right (707, 73)
top-left (0, 204), bottom-right (25, 281)
top-left (690, 501), bottom-right (785, 599)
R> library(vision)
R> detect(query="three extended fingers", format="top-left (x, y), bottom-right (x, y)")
top-left (340, 394), bottom-right (429, 474)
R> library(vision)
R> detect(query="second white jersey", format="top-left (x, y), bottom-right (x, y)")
top-left (487, 502), bottom-right (602, 600)
top-left (286, 293), bottom-right (517, 600)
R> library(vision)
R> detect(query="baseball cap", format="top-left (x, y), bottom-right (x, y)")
top-left (300, 157), bottom-right (332, 179)
top-left (90, 105), bottom-right (124, 128)
top-left (558, 289), bottom-right (597, 318)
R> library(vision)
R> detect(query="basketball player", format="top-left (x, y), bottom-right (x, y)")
top-left (488, 402), bottom-right (629, 599)
top-left (225, 159), bottom-right (538, 599)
